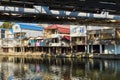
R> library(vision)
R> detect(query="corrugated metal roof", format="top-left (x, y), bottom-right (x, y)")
top-left (18, 23), bottom-right (44, 31)
top-left (46, 24), bottom-right (70, 33)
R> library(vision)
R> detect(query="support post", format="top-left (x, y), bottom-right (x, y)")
top-left (86, 25), bottom-right (89, 54)
top-left (91, 45), bottom-right (93, 53)
top-left (114, 28), bottom-right (117, 55)
top-left (87, 45), bottom-right (90, 54)
top-left (100, 44), bottom-right (102, 54)
top-left (114, 43), bottom-right (117, 55)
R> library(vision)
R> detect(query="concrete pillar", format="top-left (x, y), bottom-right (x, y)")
top-left (91, 45), bottom-right (93, 53)
top-left (100, 44), bottom-right (102, 54)
top-left (87, 45), bottom-right (90, 54)
top-left (115, 44), bottom-right (117, 54)
top-left (56, 47), bottom-right (59, 54)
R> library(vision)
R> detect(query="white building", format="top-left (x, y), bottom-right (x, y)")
top-left (70, 25), bottom-right (87, 52)
top-left (12, 23), bottom-right (44, 47)
top-left (12, 23), bottom-right (44, 38)
top-left (87, 26), bottom-right (115, 54)
top-left (0, 28), bottom-right (14, 52)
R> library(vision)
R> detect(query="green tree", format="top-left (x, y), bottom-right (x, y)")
top-left (0, 22), bottom-right (13, 29)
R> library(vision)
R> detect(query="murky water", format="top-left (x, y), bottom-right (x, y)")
top-left (0, 57), bottom-right (120, 80)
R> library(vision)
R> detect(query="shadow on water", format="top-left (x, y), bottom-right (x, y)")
top-left (0, 57), bottom-right (120, 80)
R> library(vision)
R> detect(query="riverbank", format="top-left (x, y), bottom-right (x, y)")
top-left (0, 52), bottom-right (120, 59)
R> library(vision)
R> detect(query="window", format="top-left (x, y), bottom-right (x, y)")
top-left (94, 34), bottom-right (99, 38)
top-left (1, 30), bottom-right (5, 38)
top-left (55, 38), bottom-right (59, 43)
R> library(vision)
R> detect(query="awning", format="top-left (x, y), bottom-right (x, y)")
top-left (63, 35), bottom-right (70, 40)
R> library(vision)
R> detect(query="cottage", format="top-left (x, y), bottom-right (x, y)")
top-left (12, 23), bottom-right (44, 52)
top-left (87, 26), bottom-right (115, 54)
top-left (70, 25), bottom-right (87, 53)
top-left (45, 24), bottom-right (70, 47)
top-left (0, 28), bottom-right (14, 53)
top-left (45, 24), bottom-right (70, 54)
top-left (103, 28), bottom-right (120, 54)
top-left (12, 23), bottom-right (44, 38)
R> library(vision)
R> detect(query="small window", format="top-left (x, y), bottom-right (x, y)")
top-left (1, 30), bottom-right (5, 38)
top-left (55, 30), bottom-right (58, 34)
top-left (94, 34), bottom-right (99, 37)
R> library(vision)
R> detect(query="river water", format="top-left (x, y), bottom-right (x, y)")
top-left (0, 57), bottom-right (120, 80)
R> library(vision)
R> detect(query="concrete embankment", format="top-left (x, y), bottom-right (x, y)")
top-left (0, 52), bottom-right (120, 59)
top-left (81, 53), bottom-right (120, 59)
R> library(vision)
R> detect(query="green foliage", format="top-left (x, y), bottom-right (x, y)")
top-left (0, 22), bottom-right (13, 29)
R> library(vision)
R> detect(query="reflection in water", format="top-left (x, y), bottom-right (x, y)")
top-left (0, 57), bottom-right (120, 80)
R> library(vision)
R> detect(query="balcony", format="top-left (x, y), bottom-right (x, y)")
top-left (49, 43), bottom-right (61, 47)
top-left (72, 40), bottom-right (86, 45)
top-left (51, 34), bottom-right (61, 38)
